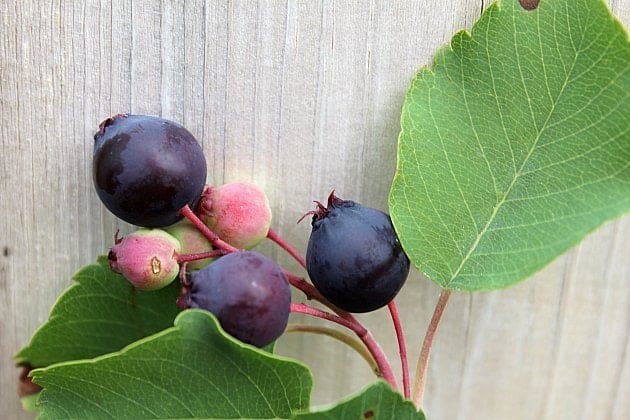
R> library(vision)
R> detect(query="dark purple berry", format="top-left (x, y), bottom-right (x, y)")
top-left (180, 251), bottom-right (291, 348)
top-left (93, 114), bottom-right (207, 227)
top-left (304, 192), bottom-right (410, 313)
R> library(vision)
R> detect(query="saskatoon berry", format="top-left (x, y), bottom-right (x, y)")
top-left (180, 251), bottom-right (291, 348)
top-left (108, 228), bottom-right (181, 291)
top-left (166, 219), bottom-right (214, 271)
top-left (93, 114), bottom-right (207, 227)
top-left (304, 192), bottom-right (410, 313)
top-left (201, 182), bottom-right (272, 249)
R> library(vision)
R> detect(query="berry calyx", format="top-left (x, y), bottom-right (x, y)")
top-left (304, 192), bottom-right (410, 313)
top-left (108, 228), bottom-right (181, 291)
top-left (93, 114), bottom-right (207, 227)
top-left (179, 251), bottom-right (291, 348)
top-left (200, 182), bottom-right (272, 249)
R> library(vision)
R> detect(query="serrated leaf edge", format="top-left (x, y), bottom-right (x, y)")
top-left (389, 0), bottom-right (630, 291)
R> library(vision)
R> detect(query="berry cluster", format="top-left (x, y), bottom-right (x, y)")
top-left (93, 113), bottom-right (409, 350)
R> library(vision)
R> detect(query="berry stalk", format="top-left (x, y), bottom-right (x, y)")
top-left (387, 300), bottom-right (410, 399)
top-left (283, 270), bottom-right (329, 302)
top-left (179, 205), bottom-right (239, 253)
top-left (177, 249), bottom-right (226, 264)
top-left (290, 303), bottom-right (397, 389)
top-left (412, 289), bottom-right (452, 408)
top-left (267, 228), bottom-right (307, 268)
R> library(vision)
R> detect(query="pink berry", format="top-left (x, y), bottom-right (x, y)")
top-left (108, 229), bottom-right (181, 291)
top-left (201, 182), bottom-right (272, 249)
top-left (165, 220), bottom-right (214, 270)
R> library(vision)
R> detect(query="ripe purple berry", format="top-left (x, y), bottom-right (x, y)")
top-left (93, 114), bottom-right (207, 227)
top-left (179, 251), bottom-right (290, 348)
top-left (304, 192), bottom-right (410, 313)
top-left (108, 228), bottom-right (181, 291)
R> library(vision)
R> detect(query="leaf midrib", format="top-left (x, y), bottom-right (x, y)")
top-left (444, 3), bottom-right (583, 288)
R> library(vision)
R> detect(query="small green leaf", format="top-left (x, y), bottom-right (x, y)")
top-left (15, 256), bottom-right (182, 367)
top-left (293, 381), bottom-right (423, 420)
top-left (32, 309), bottom-right (313, 419)
top-left (390, 0), bottom-right (630, 290)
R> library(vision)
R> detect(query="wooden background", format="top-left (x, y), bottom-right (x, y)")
top-left (1, 1), bottom-right (628, 419)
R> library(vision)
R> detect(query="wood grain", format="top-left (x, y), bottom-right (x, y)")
top-left (1, 1), bottom-right (628, 419)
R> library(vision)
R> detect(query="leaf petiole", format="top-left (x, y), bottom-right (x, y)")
top-left (412, 289), bottom-right (451, 408)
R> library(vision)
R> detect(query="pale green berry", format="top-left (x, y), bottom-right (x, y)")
top-left (165, 220), bottom-right (214, 270)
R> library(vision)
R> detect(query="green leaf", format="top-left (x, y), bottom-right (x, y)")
top-left (389, 0), bottom-right (630, 290)
top-left (15, 256), bottom-right (182, 367)
top-left (293, 381), bottom-right (423, 420)
top-left (32, 309), bottom-right (313, 419)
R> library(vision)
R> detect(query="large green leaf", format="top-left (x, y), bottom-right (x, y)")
top-left (32, 309), bottom-right (313, 419)
top-left (293, 381), bottom-right (423, 419)
top-left (390, 0), bottom-right (630, 290)
top-left (15, 257), bottom-right (182, 367)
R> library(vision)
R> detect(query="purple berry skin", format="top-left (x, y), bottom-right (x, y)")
top-left (183, 251), bottom-right (291, 348)
top-left (305, 193), bottom-right (410, 313)
top-left (93, 114), bottom-right (207, 227)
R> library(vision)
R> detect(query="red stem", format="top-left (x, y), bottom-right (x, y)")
top-left (267, 228), bottom-right (307, 268)
top-left (179, 205), bottom-right (238, 253)
top-left (387, 300), bottom-right (410, 399)
top-left (283, 270), bottom-right (328, 302)
top-left (412, 289), bottom-right (452, 408)
top-left (267, 229), bottom-right (396, 389)
top-left (290, 303), bottom-right (397, 388)
top-left (269, 227), bottom-right (398, 390)
top-left (290, 303), bottom-right (356, 330)
top-left (177, 249), bottom-right (226, 264)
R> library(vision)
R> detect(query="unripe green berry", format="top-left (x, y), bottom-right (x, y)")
top-left (202, 182), bottom-right (272, 249)
top-left (165, 220), bottom-right (214, 270)
top-left (108, 228), bottom-right (181, 291)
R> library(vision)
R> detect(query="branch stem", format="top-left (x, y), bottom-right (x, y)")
top-left (412, 289), bottom-right (452, 407)
top-left (290, 303), bottom-right (397, 388)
